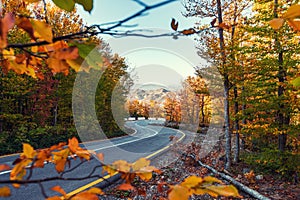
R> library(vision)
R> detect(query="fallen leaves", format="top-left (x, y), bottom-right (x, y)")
top-left (168, 175), bottom-right (242, 200)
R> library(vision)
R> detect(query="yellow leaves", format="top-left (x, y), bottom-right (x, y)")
top-left (168, 176), bottom-right (242, 200)
top-left (30, 20), bottom-right (53, 43)
top-left (112, 160), bottom-right (131, 173)
top-left (0, 12), bottom-right (15, 48)
top-left (168, 185), bottom-right (190, 200)
top-left (269, 4), bottom-right (300, 31)
top-left (269, 18), bottom-right (285, 30)
top-left (102, 158), bottom-right (160, 191)
top-left (10, 143), bottom-right (38, 187)
top-left (0, 186), bottom-right (11, 197)
top-left (180, 175), bottom-right (203, 188)
top-left (205, 185), bottom-right (242, 198)
top-left (22, 143), bottom-right (36, 159)
top-left (132, 157), bottom-right (150, 171)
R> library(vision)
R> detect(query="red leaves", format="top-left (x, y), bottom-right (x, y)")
top-left (171, 18), bottom-right (179, 31)
top-left (181, 28), bottom-right (196, 35)
top-left (16, 17), bottom-right (35, 40)
top-left (0, 12), bottom-right (15, 48)
top-left (210, 18), bottom-right (217, 27)
top-left (0, 164), bottom-right (10, 172)
top-left (117, 183), bottom-right (135, 191)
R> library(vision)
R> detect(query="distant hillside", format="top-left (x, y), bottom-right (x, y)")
top-left (128, 87), bottom-right (172, 103)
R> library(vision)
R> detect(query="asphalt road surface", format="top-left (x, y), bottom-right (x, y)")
top-left (0, 120), bottom-right (185, 200)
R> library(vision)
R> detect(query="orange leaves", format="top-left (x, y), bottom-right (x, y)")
top-left (269, 18), bottom-right (285, 30)
top-left (10, 143), bottom-right (38, 187)
top-left (0, 12), bottom-right (15, 48)
top-left (117, 183), bottom-right (135, 191)
top-left (51, 185), bottom-right (67, 197)
top-left (103, 158), bottom-right (161, 192)
top-left (0, 164), bottom-right (10, 172)
top-left (52, 148), bottom-right (70, 173)
top-left (269, 4), bottom-right (300, 31)
top-left (218, 22), bottom-right (230, 29)
top-left (0, 186), bottom-right (11, 197)
top-left (287, 19), bottom-right (300, 31)
top-left (14, 15), bottom-right (53, 43)
top-left (9, 137), bottom-right (91, 186)
top-left (71, 187), bottom-right (103, 200)
top-left (168, 176), bottom-right (242, 200)
top-left (244, 170), bottom-right (256, 183)
top-left (68, 137), bottom-right (91, 160)
top-left (68, 137), bottom-right (80, 153)
top-left (168, 185), bottom-right (190, 200)
top-left (283, 4), bottom-right (300, 19)
top-left (47, 186), bottom-right (103, 200)
top-left (52, 137), bottom-right (91, 173)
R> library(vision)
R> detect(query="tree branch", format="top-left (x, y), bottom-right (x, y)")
top-left (6, 0), bottom-right (181, 50)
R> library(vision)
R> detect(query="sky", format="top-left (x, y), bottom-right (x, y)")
top-left (77, 0), bottom-right (206, 89)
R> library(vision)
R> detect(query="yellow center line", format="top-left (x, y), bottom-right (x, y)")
top-left (64, 129), bottom-right (186, 198)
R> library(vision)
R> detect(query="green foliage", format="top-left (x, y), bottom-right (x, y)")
top-left (242, 150), bottom-right (300, 179)
top-left (0, 124), bottom-right (79, 156)
top-left (52, 0), bottom-right (93, 12)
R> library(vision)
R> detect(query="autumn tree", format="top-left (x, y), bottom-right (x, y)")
top-left (183, 0), bottom-right (250, 169)
top-left (179, 76), bottom-right (211, 132)
top-left (163, 93), bottom-right (181, 127)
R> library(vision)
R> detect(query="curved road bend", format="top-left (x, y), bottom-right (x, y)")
top-left (0, 120), bottom-right (186, 200)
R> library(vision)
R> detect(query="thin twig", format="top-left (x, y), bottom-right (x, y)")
top-left (38, 182), bottom-right (49, 199)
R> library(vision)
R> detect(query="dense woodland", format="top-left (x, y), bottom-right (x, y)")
top-left (0, 0), bottom-right (299, 199)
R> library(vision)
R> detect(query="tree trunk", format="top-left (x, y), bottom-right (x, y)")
top-left (224, 75), bottom-right (231, 169)
top-left (233, 86), bottom-right (240, 163)
top-left (216, 0), bottom-right (231, 170)
top-left (274, 0), bottom-right (288, 152)
top-left (241, 86), bottom-right (246, 151)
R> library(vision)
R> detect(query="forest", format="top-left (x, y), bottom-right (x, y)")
top-left (0, 0), bottom-right (299, 199)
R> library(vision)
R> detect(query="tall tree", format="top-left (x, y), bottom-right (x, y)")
top-left (183, 0), bottom-right (250, 169)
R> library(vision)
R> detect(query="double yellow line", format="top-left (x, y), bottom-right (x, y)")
top-left (65, 129), bottom-right (186, 198)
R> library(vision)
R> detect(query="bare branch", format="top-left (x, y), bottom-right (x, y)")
top-left (132, 0), bottom-right (149, 7)
top-left (101, 0), bottom-right (178, 31)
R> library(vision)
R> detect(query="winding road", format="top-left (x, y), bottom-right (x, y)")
top-left (0, 120), bottom-right (186, 200)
